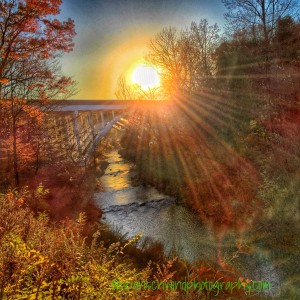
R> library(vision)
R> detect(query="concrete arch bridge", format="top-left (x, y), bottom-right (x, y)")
top-left (48, 100), bottom-right (168, 165)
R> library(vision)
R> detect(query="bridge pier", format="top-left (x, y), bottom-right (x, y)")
top-left (101, 112), bottom-right (105, 128)
top-left (46, 108), bottom-right (124, 165)
top-left (88, 111), bottom-right (95, 140)
top-left (72, 110), bottom-right (82, 156)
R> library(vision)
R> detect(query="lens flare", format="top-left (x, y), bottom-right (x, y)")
top-left (132, 65), bottom-right (160, 90)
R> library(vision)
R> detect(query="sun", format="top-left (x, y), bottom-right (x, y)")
top-left (131, 65), bottom-right (160, 90)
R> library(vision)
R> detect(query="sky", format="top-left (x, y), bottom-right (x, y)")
top-left (59, 0), bottom-right (226, 99)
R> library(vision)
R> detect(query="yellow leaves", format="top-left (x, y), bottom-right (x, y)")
top-left (119, 232), bottom-right (143, 254)
top-left (76, 212), bottom-right (87, 228)
top-left (35, 183), bottom-right (49, 196)
top-left (0, 192), bottom-right (156, 299)
top-left (28, 249), bottom-right (37, 256)
top-left (9, 241), bottom-right (15, 248)
top-left (41, 281), bottom-right (49, 288)
top-left (28, 294), bottom-right (38, 300)
top-left (34, 255), bottom-right (49, 266)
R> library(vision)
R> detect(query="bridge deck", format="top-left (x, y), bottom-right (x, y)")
top-left (53, 105), bottom-right (125, 111)
top-left (49, 100), bottom-right (169, 111)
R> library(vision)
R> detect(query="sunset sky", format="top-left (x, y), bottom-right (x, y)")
top-left (60, 0), bottom-right (225, 99)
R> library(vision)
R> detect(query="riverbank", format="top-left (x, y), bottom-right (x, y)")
top-left (0, 123), bottom-right (290, 299)
top-left (91, 145), bottom-right (270, 299)
top-left (117, 103), bottom-right (300, 299)
top-left (0, 185), bottom-right (258, 299)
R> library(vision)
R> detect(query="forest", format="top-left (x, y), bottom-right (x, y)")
top-left (0, 0), bottom-right (299, 299)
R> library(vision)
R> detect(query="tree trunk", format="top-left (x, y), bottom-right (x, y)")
top-left (12, 119), bottom-right (19, 186)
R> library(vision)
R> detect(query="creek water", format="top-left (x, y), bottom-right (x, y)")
top-left (94, 150), bottom-right (296, 298)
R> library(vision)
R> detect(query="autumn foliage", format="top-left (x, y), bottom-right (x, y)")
top-left (0, 0), bottom-right (76, 185)
top-left (0, 188), bottom-right (260, 299)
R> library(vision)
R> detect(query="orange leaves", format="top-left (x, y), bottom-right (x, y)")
top-left (0, 78), bottom-right (9, 85)
top-left (28, 83), bottom-right (45, 90)
top-left (0, 1), bottom-right (76, 103)
top-left (0, 0), bottom-right (76, 98)
top-left (0, 0), bottom-right (76, 186)
top-left (25, 0), bottom-right (62, 16)
top-left (0, 0), bottom-right (75, 71)
top-left (22, 105), bottom-right (44, 123)
top-left (239, 277), bottom-right (252, 284)
top-left (239, 277), bottom-right (252, 287)
top-left (43, 18), bottom-right (76, 54)
top-left (49, 76), bottom-right (73, 94)
top-left (0, 99), bottom-right (44, 123)
top-left (0, 100), bottom-right (12, 109)
top-left (16, 197), bottom-right (25, 208)
top-left (4, 191), bottom-right (26, 208)
top-left (6, 192), bottom-right (15, 202)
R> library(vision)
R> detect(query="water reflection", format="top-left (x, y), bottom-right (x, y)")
top-left (101, 151), bottom-right (132, 192)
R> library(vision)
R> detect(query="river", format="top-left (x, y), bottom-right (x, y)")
top-left (94, 150), bottom-right (297, 299)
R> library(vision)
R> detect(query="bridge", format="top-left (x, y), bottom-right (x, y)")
top-left (47, 100), bottom-right (169, 165)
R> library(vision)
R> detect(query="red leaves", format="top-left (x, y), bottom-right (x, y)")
top-left (52, 76), bottom-right (72, 90)
top-left (43, 18), bottom-right (75, 54)
top-left (0, 0), bottom-right (75, 102)
top-left (25, 0), bottom-right (62, 16)
top-left (0, 0), bottom-right (75, 69)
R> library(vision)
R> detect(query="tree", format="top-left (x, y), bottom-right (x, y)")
top-left (222, 0), bottom-right (299, 46)
top-left (0, 0), bottom-right (75, 78)
top-left (146, 20), bottom-right (220, 99)
top-left (115, 76), bottom-right (138, 100)
top-left (115, 75), bottom-right (162, 100)
top-left (221, 1), bottom-right (299, 106)
top-left (274, 16), bottom-right (300, 59)
top-left (0, 0), bottom-right (76, 186)
top-left (190, 19), bottom-right (220, 81)
top-left (147, 27), bottom-right (186, 98)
